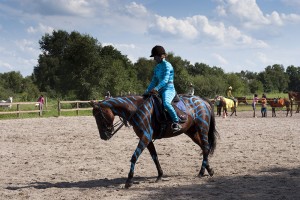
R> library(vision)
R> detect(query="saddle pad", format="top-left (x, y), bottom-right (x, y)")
top-left (152, 95), bottom-right (187, 123)
top-left (172, 98), bottom-right (188, 123)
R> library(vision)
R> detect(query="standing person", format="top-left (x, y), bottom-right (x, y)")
top-left (105, 91), bottom-right (111, 100)
top-left (261, 94), bottom-right (267, 117)
top-left (37, 95), bottom-right (45, 110)
top-left (144, 45), bottom-right (181, 132)
top-left (187, 83), bottom-right (194, 96)
top-left (252, 94), bottom-right (259, 117)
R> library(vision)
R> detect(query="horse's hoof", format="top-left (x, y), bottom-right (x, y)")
top-left (125, 180), bottom-right (133, 189)
top-left (198, 170), bottom-right (205, 177)
top-left (155, 175), bottom-right (163, 183)
top-left (208, 168), bottom-right (214, 177)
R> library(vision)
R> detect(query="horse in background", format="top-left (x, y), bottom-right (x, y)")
top-left (236, 96), bottom-right (249, 105)
top-left (288, 91), bottom-right (300, 114)
top-left (0, 97), bottom-right (13, 109)
top-left (214, 96), bottom-right (238, 117)
top-left (267, 98), bottom-right (291, 117)
top-left (90, 94), bottom-right (218, 188)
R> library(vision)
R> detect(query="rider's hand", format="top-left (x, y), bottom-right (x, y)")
top-left (150, 89), bottom-right (158, 94)
top-left (142, 93), bottom-right (150, 99)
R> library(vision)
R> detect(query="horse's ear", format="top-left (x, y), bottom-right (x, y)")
top-left (89, 101), bottom-right (96, 108)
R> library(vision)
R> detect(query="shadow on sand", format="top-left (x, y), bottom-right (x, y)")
top-left (6, 167), bottom-right (300, 199)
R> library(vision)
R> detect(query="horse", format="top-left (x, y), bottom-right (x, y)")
top-left (214, 96), bottom-right (238, 117)
top-left (89, 94), bottom-right (218, 188)
top-left (236, 96), bottom-right (248, 105)
top-left (267, 98), bottom-right (291, 117)
top-left (0, 97), bottom-right (13, 109)
top-left (288, 91), bottom-right (300, 115)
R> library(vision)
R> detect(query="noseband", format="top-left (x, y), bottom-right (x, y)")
top-left (94, 106), bottom-right (124, 138)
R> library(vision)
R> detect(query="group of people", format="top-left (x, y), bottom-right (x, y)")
top-left (252, 93), bottom-right (267, 118)
top-left (226, 86), bottom-right (268, 118)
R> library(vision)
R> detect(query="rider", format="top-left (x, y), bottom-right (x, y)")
top-left (226, 86), bottom-right (237, 107)
top-left (144, 45), bottom-right (181, 132)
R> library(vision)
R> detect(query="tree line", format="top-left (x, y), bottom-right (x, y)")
top-left (1, 30), bottom-right (300, 101)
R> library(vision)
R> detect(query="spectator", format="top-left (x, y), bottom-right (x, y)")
top-left (105, 91), bottom-right (111, 100)
top-left (252, 94), bottom-right (258, 117)
top-left (37, 95), bottom-right (45, 110)
top-left (187, 83), bottom-right (194, 96)
top-left (261, 94), bottom-right (267, 117)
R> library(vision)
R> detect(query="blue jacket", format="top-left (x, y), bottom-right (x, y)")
top-left (146, 59), bottom-right (174, 93)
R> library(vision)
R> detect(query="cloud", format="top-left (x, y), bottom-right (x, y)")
top-left (27, 23), bottom-right (54, 34)
top-left (256, 52), bottom-right (279, 65)
top-left (0, 60), bottom-right (13, 70)
top-left (217, 0), bottom-right (300, 28)
top-left (149, 15), bottom-right (198, 40)
top-left (2, 0), bottom-right (110, 18)
top-left (212, 53), bottom-right (228, 65)
top-left (103, 43), bottom-right (136, 49)
top-left (148, 14), bottom-right (267, 48)
top-left (15, 39), bottom-right (40, 55)
top-left (125, 2), bottom-right (148, 18)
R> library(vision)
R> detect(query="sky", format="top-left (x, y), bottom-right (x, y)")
top-left (0, 0), bottom-right (300, 77)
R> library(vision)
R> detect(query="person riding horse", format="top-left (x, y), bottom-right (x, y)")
top-left (143, 45), bottom-right (181, 132)
top-left (226, 86), bottom-right (237, 107)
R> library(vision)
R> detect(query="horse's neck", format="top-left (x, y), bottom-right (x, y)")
top-left (110, 96), bottom-right (144, 118)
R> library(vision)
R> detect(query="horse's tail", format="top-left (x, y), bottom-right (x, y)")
top-left (208, 106), bottom-right (219, 155)
top-left (203, 97), bottom-right (219, 155)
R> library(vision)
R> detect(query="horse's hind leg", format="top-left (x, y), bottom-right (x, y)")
top-left (199, 149), bottom-right (214, 177)
top-left (189, 134), bottom-right (214, 177)
top-left (147, 142), bottom-right (163, 182)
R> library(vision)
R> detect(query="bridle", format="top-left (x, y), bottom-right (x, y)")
top-left (93, 95), bottom-right (153, 138)
top-left (93, 106), bottom-right (124, 138)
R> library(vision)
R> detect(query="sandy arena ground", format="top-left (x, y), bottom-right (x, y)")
top-left (1, 110), bottom-right (300, 200)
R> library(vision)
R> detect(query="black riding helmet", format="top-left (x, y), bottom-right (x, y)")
top-left (150, 45), bottom-right (166, 57)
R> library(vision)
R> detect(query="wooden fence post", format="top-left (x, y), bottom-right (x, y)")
top-left (17, 104), bottom-right (20, 117)
top-left (58, 99), bottom-right (61, 116)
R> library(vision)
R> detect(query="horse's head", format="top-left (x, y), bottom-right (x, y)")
top-left (214, 95), bottom-right (220, 106)
top-left (90, 101), bottom-right (115, 140)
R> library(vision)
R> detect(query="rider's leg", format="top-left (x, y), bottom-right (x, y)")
top-left (162, 89), bottom-right (181, 131)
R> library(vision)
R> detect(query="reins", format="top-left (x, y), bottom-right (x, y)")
top-left (94, 95), bottom-right (153, 137)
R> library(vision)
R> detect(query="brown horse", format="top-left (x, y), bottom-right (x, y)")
top-left (266, 98), bottom-right (291, 117)
top-left (89, 94), bottom-right (218, 188)
top-left (236, 96), bottom-right (248, 105)
top-left (288, 91), bottom-right (300, 114)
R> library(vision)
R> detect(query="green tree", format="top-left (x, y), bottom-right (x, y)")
top-left (262, 64), bottom-right (289, 93)
top-left (225, 73), bottom-right (247, 96)
top-left (248, 79), bottom-right (264, 94)
top-left (286, 65), bottom-right (300, 92)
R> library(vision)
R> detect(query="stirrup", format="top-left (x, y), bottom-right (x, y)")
top-left (172, 123), bottom-right (182, 132)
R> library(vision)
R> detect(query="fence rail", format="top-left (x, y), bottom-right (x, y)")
top-left (57, 100), bottom-right (92, 116)
top-left (0, 102), bottom-right (43, 117)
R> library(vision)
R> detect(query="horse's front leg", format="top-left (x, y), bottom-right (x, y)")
top-left (125, 139), bottom-right (148, 189)
top-left (223, 107), bottom-right (228, 117)
top-left (147, 141), bottom-right (163, 182)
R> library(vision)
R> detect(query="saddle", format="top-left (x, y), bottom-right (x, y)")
top-left (152, 94), bottom-right (188, 124)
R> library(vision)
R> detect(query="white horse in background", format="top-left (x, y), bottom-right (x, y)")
top-left (0, 97), bottom-right (13, 109)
